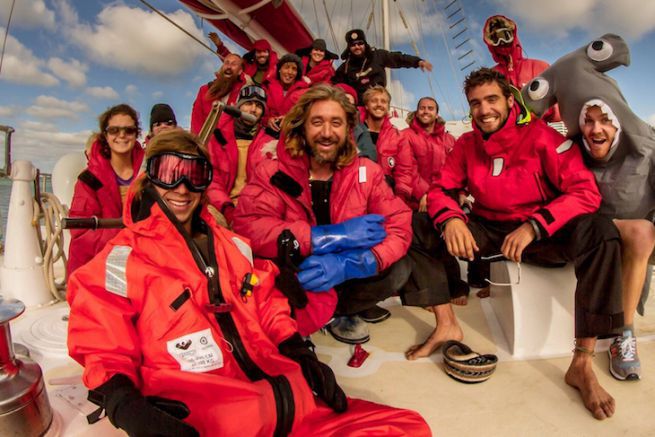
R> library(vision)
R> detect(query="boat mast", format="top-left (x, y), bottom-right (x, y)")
top-left (382, 0), bottom-right (391, 86)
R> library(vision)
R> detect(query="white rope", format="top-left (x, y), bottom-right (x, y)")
top-left (33, 193), bottom-right (68, 301)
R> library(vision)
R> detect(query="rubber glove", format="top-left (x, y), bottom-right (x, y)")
top-left (311, 214), bottom-right (386, 255)
top-left (87, 374), bottom-right (199, 437)
top-left (278, 333), bottom-right (348, 412)
top-left (298, 249), bottom-right (378, 292)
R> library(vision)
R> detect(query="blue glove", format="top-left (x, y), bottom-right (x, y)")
top-left (298, 249), bottom-right (378, 292)
top-left (311, 214), bottom-right (386, 255)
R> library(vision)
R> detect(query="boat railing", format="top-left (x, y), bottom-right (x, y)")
top-left (0, 125), bottom-right (14, 178)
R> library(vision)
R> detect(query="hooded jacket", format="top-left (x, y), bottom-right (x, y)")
top-left (67, 139), bottom-right (144, 276)
top-left (428, 104), bottom-right (601, 237)
top-left (264, 77), bottom-right (310, 121)
top-left (67, 181), bottom-right (429, 436)
top-left (206, 113), bottom-right (276, 214)
top-left (359, 108), bottom-right (414, 200)
top-left (232, 139), bottom-right (412, 334)
top-left (483, 15), bottom-right (560, 122)
top-left (243, 39), bottom-right (279, 84)
top-left (400, 117), bottom-right (455, 209)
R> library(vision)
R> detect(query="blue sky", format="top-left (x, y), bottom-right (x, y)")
top-left (1, 0), bottom-right (654, 172)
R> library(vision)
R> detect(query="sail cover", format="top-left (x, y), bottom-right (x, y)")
top-left (179, 0), bottom-right (314, 54)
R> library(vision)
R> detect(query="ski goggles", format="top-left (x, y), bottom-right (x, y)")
top-left (146, 152), bottom-right (212, 192)
top-left (487, 27), bottom-right (514, 46)
top-left (239, 85), bottom-right (267, 101)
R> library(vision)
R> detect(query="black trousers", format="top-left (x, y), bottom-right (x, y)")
top-left (335, 212), bottom-right (467, 315)
top-left (465, 213), bottom-right (624, 338)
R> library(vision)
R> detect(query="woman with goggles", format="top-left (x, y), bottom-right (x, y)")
top-left (67, 103), bottom-right (144, 277)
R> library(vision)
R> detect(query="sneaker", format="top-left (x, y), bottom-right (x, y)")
top-left (608, 330), bottom-right (641, 381)
top-left (358, 305), bottom-right (391, 323)
top-left (327, 315), bottom-right (370, 344)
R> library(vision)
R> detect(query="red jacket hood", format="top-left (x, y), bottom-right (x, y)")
top-left (87, 138), bottom-right (144, 180)
top-left (409, 116), bottom-right (446, 138)
top-left (483, 15), bottom-right (524, 67)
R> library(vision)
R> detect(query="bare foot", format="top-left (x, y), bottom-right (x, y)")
top-left (450, 296), bottom-right (468, 306)
top-left (405, 323), bottom-right (463, 360)
top-left (476, 286), bottom-right (490, 298)
top-left (565, 358), bottom-right (615, 420)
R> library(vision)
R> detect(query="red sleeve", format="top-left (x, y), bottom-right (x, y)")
top-left (392, 131), bottom-right (414, 200)
top-left (530, 129), bottom-right (601, 236)
top-left (232, 162), bottom-right (312, 259)
top-left (190, 85), bottom-right (208, 135)
top-left (366, 163), bottom-right (413, 270)
top-left (67, 245), bottom-right (142, 390)
top-left (427, 135), bottom-right (469, 228)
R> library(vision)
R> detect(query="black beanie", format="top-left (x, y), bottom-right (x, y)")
top-left (150, 103), bottom-right (177, 131)
top-left (276, 54), bottom-right (303, 82)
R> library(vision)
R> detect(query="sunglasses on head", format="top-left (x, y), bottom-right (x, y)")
top-left (153, 120), bottom-right (176, 128)
top-left (106, 126), bottom-right (138, 136)
top-left (146, 151), bottom-right (213, 192)
top-left (240, 85), bottom-right (266, 100)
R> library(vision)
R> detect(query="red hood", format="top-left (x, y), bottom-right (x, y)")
top-left (87, 138), bottom-right (144, 180)
top-left (471, 104), bottom-right (528, 157)
top-left (483, 15), bottom-right (524, 67)
top-left (409, 116), bottom-right (446, 138)
top-left (358, 107), bottom-right (393, 132)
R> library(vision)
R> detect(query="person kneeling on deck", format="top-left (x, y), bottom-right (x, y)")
top-left (428, 68), bottom-right (623, 420)
top-left (67, 129), bottom-right (430, 436)
top-left (232, 84), bottom-right (449, 347)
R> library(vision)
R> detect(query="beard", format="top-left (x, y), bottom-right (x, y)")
top-left (208, 71), bottom-right (239, 99)
top-left (307, 139), bottom-right (340, 165)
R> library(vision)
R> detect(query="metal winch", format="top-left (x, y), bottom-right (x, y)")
top-left (0, 298), bottom-right (53, 436)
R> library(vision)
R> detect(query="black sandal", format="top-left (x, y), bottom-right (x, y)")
top-left (442, 340), bottom-right (498, 383)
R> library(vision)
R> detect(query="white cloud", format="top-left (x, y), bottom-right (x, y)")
top-left (389, 79), bottom-right (417, 112)
top-left (648, 114), bottom-right (655, 127)
top-left (26, 95), bottom-right (89, 120)
top-left (125, 84), bottom-right (138, 96)
top-left (61, 3), bottom-right (207, 76)
top-left (86, 86), bottom-right (119, 99)
top-left (491, 0), bottom-right (655, 40)
top-left (12, 122), bottom-right (91, 172)
top-left (0, 0), bottom-right (55, 29)
top-left (0, 106), bottom-right (18, 117)
top-left (0, 30), bottom-right (59, 86)
top-left (47, 57), bottom-right (88, 87)
top-left (152, 90), bottom-right (164, 99)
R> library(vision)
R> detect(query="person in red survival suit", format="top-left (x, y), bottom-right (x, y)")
top-left (67, 129), bottom-right (431, 437)
top-left (67, 104), bottom-right (144, 277)
top-left (233, 84), bottom-right (449, 351)
top-left (205, 85), bottom-right (275, 225)
top-left (428, 68), bottom-right (624, 420)
top-left (190, 53), bottom-right (252, 135)
top-left (295, 38), bottom-right (338, 85)
top-left (210, 32), bottom-right (279, 87)
top-left (483, 14), bottom-right (560, 123)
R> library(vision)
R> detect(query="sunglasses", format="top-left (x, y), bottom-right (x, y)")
top-left (488, 28), bottom-right (514, 46)
top-left (240, 85), bottom-right (266, 100)
top-left (146, 152), bottom-right (213, 192)
top-left (106, 126), bottom-right (138, 136)
top-left (480, 253), bottom-right (521, 286)
top-left (350, 41), bottom-right (365, 47)
top-left (153, 120), bottom-right (176, 128)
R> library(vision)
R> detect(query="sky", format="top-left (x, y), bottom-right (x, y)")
top-left (0, 0), bottom-right (654, 172)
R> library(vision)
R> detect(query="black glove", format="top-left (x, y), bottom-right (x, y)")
top-left (275, 230), bottom-right (308, 309)
top-left (278, 333), bottom-right (348, 413)
top-left (87, 374), bottom-right (199, 437)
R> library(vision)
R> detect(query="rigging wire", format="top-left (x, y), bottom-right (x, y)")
top-left (138, 0), bottom-right (216, 55)
top-left (312, 0), bottom-right (322, 37)
top-left (321, 0), bottom-right (338, 51)
top-left (0, 0), bottom-right (16, 76)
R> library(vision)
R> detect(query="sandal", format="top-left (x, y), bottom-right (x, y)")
top-left (442, 340), bottom-right (498, 384)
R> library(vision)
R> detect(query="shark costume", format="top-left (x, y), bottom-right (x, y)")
top-left (520, 33), bottom-right (655, 314)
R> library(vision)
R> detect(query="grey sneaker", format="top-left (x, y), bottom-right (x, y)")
top-left (327, 315), bottom-right (370, 344)
top-left (608, 330), bottom-right (641, 381)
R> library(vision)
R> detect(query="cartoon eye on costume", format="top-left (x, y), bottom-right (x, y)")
top-left (587, 39), bottom-right (613, 62)
top-left (527, 78), bottom-right (549, 101)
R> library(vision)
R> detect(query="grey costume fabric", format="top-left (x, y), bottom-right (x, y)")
top-left (520, 33), bottom-right (654, 313)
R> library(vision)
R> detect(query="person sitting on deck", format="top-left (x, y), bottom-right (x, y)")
top-left (190, 53), bottom-right (251, 135)
top-left (332, 28), bottom-right (432, 103)
top-left (144, 103), bottom-right (178, 146)
top-left (205, 85), bottom-right (275, 226)
top-left (232, 84), bottom-right (451, 352)
top-left (67, 128), bottom-right (431, 437)
top-left (67, 104), bottom-right (144, 277)
top-left (295, 38), bottom-right (338, 85)
top-left (428, 67), bottom-right (624, 420)
top-left (399, 97), bottom-right (470, 306)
